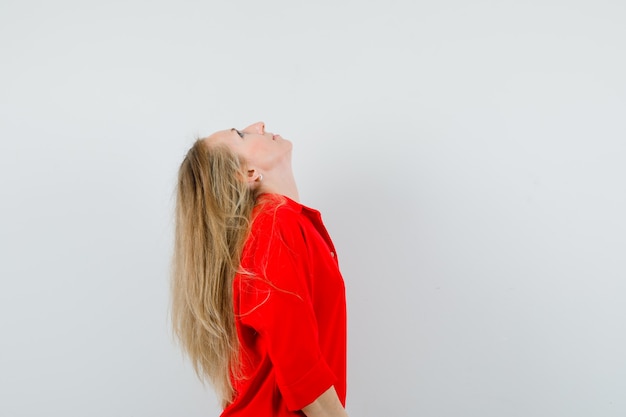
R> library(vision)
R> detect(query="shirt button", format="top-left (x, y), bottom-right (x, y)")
top-left (330, 252), bottom-right (335, 257)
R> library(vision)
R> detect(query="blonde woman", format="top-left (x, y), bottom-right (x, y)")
top-left (171, 122), bottom-right (348, 417)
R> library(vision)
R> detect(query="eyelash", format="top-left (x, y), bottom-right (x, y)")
top-left (236, 129), bottom-right (244, 138)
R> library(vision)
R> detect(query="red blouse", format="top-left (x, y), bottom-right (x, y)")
top-left (221, 194), bottom-right (347, 416)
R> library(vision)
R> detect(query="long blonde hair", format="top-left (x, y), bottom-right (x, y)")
top-left (171, 139), bottom-right (256, 406)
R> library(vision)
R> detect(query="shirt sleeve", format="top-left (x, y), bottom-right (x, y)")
top-left (237, 208), bottom-right (336, 411)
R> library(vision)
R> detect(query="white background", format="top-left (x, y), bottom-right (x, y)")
top-left (1, 0), bottom-right (625, 416)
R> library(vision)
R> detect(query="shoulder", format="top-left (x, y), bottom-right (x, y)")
top-left (250, 194), bottom-right (304, 236)
top-left (240, 195), bottom-right (310, 278)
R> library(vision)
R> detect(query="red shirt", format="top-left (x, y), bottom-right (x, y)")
top-left (221, 194), bottom-right (347, 416)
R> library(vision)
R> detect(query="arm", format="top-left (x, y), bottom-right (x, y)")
top-left (301, 386), bottom-right (348, 417)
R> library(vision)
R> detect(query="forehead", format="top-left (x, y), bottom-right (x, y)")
top-left (202, 129), bottom-right (238, 148)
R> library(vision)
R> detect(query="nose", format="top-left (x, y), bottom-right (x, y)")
top-left (243, 122), bottom-right (265, 135)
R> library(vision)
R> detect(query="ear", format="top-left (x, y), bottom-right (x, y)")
top-left (246, 169), bottom-right (262, 186)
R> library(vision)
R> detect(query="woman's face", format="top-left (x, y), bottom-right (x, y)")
top-left (203, 122), bottom-right (292, 172)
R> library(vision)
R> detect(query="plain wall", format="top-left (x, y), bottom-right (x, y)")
top-left (1, 0), bottom-right (625, 416)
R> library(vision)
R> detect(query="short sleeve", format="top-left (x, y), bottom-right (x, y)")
top-left (237, 208), bottom-right (336, 411)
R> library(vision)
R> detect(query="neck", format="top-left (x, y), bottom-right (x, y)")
top-left (258, 163), bottom-right (300, 202)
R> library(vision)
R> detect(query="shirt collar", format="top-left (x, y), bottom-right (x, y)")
top-left (256, 193), bottom-right (321, 215)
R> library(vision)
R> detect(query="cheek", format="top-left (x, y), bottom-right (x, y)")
top-left (240, 142), bottom-right (269, 167)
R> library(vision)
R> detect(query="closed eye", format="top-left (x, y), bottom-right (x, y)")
top-left (230, 128), bottom-right (245, 138)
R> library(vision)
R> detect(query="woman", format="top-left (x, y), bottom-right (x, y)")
top-left (171, 122), bottom-right (348, 417)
